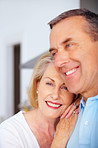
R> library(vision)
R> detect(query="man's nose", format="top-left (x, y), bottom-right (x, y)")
top-left (55, 51), bottom-right (69, 68)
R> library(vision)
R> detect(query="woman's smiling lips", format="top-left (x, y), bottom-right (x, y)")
top-left (45, 101), bottom-right (62, 109)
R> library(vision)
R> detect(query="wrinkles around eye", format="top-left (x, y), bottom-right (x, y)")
top-left (46, 82), bottom-right (53, 86)
top-left (61, 86), bottom-right (68, 90)
top-left (66, 43), bottom-right (72, 48)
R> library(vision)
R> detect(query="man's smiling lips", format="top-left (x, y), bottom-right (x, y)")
top-left (45, 101), bottom-right (62, 109)
top-left (63, 66), bottom-right (79, 76)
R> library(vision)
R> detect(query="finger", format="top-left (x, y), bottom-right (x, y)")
top-left (60, 100), bottom-right (80, 119)
top-left (61, 104), bottom-right (77, 119)
top-left (60, 104), bottom-right (73, 119)
top-left (66, 105), bottom-right (77, 118)
top-left (74, 98), bottom-right (80, 107)
top-left (75, 106), bottom-right (80, 114)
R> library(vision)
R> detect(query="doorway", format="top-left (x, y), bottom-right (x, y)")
top-left (14, 44), bottom-right (21, 114)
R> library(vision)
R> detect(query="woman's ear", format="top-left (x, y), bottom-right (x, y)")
top-left (36, 80), bottom-right (40, 93)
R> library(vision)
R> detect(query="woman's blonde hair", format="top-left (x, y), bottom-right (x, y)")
top-left (28, 52), bottom-right (53, 108)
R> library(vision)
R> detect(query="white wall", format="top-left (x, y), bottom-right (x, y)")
top-left (0, 0), bottom-right (80, 121)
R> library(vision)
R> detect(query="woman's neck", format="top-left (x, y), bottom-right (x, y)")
top-left (33, 108), bottom-right (58, 134)
top-left (24, 108), bottom-right (59, 148)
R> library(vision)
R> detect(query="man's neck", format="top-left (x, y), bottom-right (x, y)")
top-left (82, 90), bottom-right (98, 102)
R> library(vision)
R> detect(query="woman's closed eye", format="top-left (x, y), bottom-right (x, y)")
top-left (61, 85), bottom-right (68, 90)
top-left (46, 82), bottom-right (53, 86)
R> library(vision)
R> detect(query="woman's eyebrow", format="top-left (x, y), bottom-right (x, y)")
top-left (44, 77), bottom-right (54, 82)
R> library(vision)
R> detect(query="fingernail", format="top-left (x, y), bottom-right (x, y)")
top-left (76, 111), bottom-right (79, 114)
top-left (66, 115), bottom-right (69, 118)
top-left (60, 116), bottom-right (63, 119)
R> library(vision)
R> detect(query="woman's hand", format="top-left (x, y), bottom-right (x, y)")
top-left (51, 113), bottom-right (78, 148)
top-left (60, 97), bottom-right (81, 119)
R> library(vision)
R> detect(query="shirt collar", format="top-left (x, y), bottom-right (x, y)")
top-left (87, 95), bottom-right (98, 101)
top-left (80, 97), bottom-right (86, 110)
top-left (80, 95), bottom-right (98, 110)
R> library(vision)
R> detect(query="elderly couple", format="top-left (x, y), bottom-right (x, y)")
top-left (0, 8), bottom-right (98, 148)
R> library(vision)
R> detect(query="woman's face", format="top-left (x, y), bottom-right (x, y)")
top-left (37, 63), bottom-right (74, 119)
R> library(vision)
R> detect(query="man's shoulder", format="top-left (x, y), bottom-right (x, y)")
top-left (86, 95), bottom-right (98, 106)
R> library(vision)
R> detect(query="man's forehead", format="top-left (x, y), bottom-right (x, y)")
top-left (50, 16), bottom-right (86, 36)
top-left (51, 15), bottom-right (85, 27)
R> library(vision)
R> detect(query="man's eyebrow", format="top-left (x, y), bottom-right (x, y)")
top-left (49, 47), bottom-right (57, 53)
top-left (61, 38), bottom-right (73, 45)
top-left (49, 38), bottom-right (72, 52)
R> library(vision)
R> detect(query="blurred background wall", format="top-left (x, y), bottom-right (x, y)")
top-left (0, 0), bottom-right (97, 122)
top-left (80, 0), bottom-right (98, 13)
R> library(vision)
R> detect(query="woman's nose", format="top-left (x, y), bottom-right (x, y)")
top-left (51, 89), bottom-right (59, 100)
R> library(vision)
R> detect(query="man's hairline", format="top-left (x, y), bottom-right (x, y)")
top-left (49, 15), bottom-right (95, 52)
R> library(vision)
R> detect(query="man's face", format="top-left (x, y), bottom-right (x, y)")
top-left (49, 16), bottom-right (98, 97)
